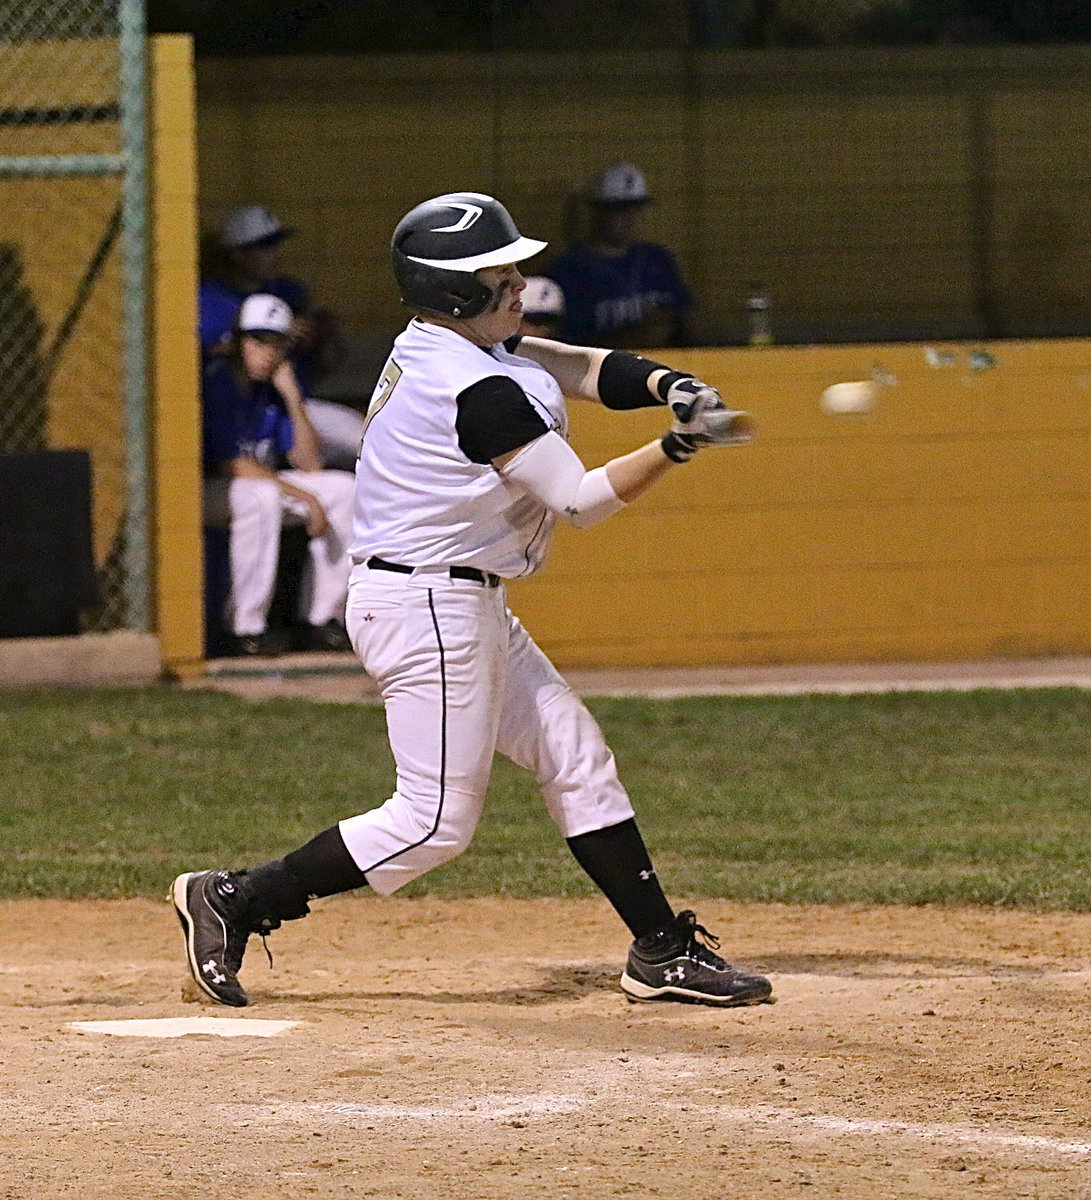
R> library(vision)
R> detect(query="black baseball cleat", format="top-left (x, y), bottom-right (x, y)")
top-left (219, 628), bottom-right (291, 659)
top-left (293, 619), bottom-right (353, 653)
top-left (620, 910), bottom-right (773, 1007)
top-left (170, 870), bottom-right (254, 1007)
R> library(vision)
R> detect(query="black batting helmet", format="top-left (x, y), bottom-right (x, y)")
top-left (391, 192), bottom-right (547, 319)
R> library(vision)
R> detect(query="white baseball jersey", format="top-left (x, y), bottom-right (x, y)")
top-left (350, 318), bottom-right (567, 578)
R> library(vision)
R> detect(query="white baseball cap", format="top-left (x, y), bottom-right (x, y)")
top-left (521, 277), bottom-right (565, 318)
top-left (237, 293), bottom-right (293, 336)
top-left (221, 205), bottom-right (294, 249)
top-left (591, 162), bottom-right (651, 206)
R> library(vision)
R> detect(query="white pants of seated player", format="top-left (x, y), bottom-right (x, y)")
top-left (203, 470), bottom-right (355, 636)
top-left (341, 565), bottom-right (635, 895)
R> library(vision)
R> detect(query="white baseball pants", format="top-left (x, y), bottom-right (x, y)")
top-left (204, 469), bottom-right (355, 636)
top-left (341, 562), bottom-right (635, 895)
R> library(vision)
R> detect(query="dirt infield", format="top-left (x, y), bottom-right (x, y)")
top-left (189, 653), bottom-right (1091, 706)
top-left (2, 896), bottom-right (1091, 1199)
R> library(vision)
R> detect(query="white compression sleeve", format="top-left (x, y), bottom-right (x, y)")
top-left (499, 431), bottom-right (626, 529)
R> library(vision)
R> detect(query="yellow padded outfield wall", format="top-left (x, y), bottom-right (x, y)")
top-left (506, 340), bottom-right (1091, 669)
top-left (150, 36), bottom-right (1091, 673)
top-left (144, 209), bottom-right (1091, 673)
top-left (150, 35), bottom-right (203, 675)
top-left (195, 44), bottom-right (1091, 345)
top-left (145, 311), bottom-right (1091, 670)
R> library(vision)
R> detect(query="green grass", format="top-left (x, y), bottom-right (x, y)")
top-left (2, 685), bottom-right (1091, 907)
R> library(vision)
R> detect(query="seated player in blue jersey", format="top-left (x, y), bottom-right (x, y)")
top-left (546, 162), bottom-right (693, 349)
top-left (200, 204), bottom-right (364, 471)
top-left (173, 193), bottom-right (773, 1012)
top-left (202, 293), bottom-right (354, 656)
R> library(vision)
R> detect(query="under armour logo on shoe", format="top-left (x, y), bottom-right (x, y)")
top-left (202, 959), bottom-right (227, 984)
top-left (639, 869), bottom-right (656, 880)
top-left (665, 964), bottom-right (686, 983)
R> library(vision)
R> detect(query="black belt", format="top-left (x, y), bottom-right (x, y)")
top-left (365, 556), bottom-right (501, 588)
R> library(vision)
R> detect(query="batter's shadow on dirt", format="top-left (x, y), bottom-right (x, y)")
top-left (752, 951), bottom-right (1048, 979)
top-left (282, 962), bottom-right (620, 1006)
top-left (17, 993), bottom-right (141, 1009)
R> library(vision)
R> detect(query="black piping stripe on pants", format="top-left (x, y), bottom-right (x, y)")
top-left (359, 588), bottom-right (448, 875)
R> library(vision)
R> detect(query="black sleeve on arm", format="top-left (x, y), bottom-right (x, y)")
top-left (455, 374), bottom-right (550, 463)
top-left (597, 350), bottom-right (690, 410)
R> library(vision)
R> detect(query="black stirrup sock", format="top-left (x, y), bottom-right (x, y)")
top-left (283, 825), bottom-right (369, 898)
top-left (566, 817), bottom-right (676, 939)
top-left (242, 859), bottom-right (313, 925)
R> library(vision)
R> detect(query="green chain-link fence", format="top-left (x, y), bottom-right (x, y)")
top-left (0, 0), bottom-right (147, 632)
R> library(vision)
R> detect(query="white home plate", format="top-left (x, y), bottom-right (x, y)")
top-left (69, 1017), bottom-right (299, 1039)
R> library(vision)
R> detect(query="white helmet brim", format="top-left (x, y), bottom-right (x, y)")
top-left (406, 235), bottom-right (547, 273)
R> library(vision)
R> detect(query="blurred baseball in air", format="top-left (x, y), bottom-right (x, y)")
top-left (820, 381), bottom-right (877, 415)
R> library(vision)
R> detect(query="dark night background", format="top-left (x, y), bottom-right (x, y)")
top-left (146, 0), bottom-right (1091, 56)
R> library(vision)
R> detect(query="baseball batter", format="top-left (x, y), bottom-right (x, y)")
top-left (172, 192), bottom-right (773, 1010)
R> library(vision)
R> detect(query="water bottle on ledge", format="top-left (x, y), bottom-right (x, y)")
top-left (746, 283), bottom-right (773, 347)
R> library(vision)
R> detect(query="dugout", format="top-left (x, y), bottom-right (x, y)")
top-left (7, 26), bottom-right (1091, 681)
top-left (149, 36), bottom-right (1091, 675)
top-left (12, 33), bottom-right (1090, 681)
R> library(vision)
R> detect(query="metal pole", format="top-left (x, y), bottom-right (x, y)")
top-left (0, 154), bottom-right (125, 177)
top-left (118, 0), bottom-right (150, 630)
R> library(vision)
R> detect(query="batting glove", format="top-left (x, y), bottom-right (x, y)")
top-left (661, 378), bottom-right (754, 463)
